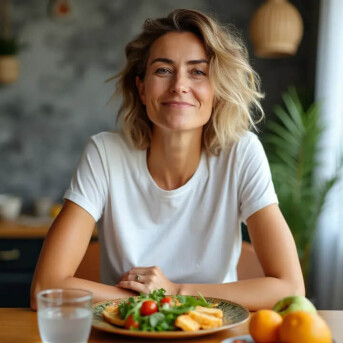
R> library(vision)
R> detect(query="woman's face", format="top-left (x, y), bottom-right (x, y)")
top-left (136, 32), bottom-right (214, 134)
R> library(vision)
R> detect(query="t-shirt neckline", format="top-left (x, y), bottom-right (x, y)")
top-left (141, 149), bottom-right (208, 198)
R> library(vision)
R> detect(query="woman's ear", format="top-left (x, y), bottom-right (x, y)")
top-left (136, 76), bottom-right (146, 105)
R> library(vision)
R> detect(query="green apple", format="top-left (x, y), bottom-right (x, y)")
top-left (272, 295), bottom-right (317, 317)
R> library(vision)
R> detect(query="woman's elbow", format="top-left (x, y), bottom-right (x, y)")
top-left (285, 276), bottom-right (306, 298)
top-left (30, 272), bottom-right (72, 310)
top-left (30, 274), bottom-right (54, 311)
top-left (30, 281), bottom-right (41, 311)
top-left (294, 280), bottom-right (306, 297)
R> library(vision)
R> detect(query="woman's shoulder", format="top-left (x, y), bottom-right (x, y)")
top-left (219, 131), bottom-right (261, 157)
top-left (211, 131), bottom-right (264, 170)
top-left (87, 131), bottom-right (141, 163)
top-left (89, 131), bottom-right (135, 152)
top-left (234, 131), bottom-right (266, 162)
top-left (236, 130), bottom-right (260, 147)
top-left (90, 131), bottom-right (126, 146)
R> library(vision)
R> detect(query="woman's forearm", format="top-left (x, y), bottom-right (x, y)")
top-left (179, 277), bottom-right (305, 311)
top-left (30, 277), bottom-right (137, 310)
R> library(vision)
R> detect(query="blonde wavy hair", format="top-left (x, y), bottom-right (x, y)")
top-left (114, 9), bottom-right (264, 154)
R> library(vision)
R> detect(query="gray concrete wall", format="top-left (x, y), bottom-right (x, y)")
top-left (0, 0), bottom-right (318, 211)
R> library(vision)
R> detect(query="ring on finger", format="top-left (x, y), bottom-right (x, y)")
top-left (135, 274), bottom-right (141, 282)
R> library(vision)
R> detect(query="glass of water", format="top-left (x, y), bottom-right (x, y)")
top-left (37, 289), bottom-right (93, 343)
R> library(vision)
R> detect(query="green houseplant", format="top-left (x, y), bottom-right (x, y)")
top-left (263, 87), bottom-right (342, 285)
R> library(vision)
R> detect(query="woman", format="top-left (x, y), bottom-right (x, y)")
top-left (31, 9), bottom-right (304, 310)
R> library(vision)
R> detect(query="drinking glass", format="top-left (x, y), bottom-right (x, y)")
top-left (37, 289), bottom-right (93, 343)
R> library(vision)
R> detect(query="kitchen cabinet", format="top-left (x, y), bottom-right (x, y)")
top-left (0, 219), bottom-right (98, 307)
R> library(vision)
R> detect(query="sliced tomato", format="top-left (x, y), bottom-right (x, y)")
top-left (125, 315), bottom-right (140, 329)
top-left (140, 300), bottom-right (158, 316)
top-left (160, 296), bottom-right (173, 306)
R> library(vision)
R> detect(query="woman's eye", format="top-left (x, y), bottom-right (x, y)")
top-left (192, 69), bottom-right (206, 76)
top-left (156, 68), bottom-right (171, 75)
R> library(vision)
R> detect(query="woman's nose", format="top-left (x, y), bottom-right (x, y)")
top-left (168, 73), bottom-right (189, 94)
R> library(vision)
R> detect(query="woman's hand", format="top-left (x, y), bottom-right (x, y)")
top-left (117, 266), bottom-right (180, 295)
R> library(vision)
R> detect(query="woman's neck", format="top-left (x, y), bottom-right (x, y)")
top-left (147, 128), bottom-right (203, 190)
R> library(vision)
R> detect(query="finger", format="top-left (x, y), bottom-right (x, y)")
top-left (127, 274), bottom-right (146, 283)
top-left (129, 267), bottom-right (161, 279)
top-left (119, 271), bottom-right (129, 282)
top-left (118, 273), bottom-right (146, 284)
top-left (129, 266), bottom-right (156, 271)
top-left (121, 268), bottom-right (148, 281)
top-left (128, 266), bottom-right (157, 274)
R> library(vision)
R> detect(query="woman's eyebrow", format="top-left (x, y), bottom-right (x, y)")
top-left (150, 58), bottom-right (209, 65)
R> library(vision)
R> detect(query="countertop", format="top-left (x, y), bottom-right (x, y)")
top-left (0, 217), bottom-right (97, 239)
top-left (0, 309), bottom-right (341, 343)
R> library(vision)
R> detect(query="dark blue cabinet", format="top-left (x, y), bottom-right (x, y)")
top-left (0, 239), bottom-right (43, 307)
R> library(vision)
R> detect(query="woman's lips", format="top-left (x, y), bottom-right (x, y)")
top-left (162, 101), bottom-right (194, 108)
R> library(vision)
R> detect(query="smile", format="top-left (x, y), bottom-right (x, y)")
top-left (162, 101), bottom-right (195, 108)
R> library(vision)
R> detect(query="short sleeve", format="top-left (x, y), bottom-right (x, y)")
top-left (63, 137), bottom-right (108, 222)
top-left (238, 134), bottom-right (278, 223)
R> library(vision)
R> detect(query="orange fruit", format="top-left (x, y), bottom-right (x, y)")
top-left (249, 309), bottom-right (283, 343)
top-left (279, 311), bottom-right (332, 343)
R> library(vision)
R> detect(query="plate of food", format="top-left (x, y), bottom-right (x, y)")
top-left (92, 289), bottom-right (249, 338)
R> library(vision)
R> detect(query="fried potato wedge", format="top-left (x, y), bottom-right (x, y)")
top-left (195, 305), bottom-right (223, 318)
top-left (102, 304), bottom-right (125, 327)
top-left (175, 314), bottom-right (201, 331)
top-left (188, 310), bottom-right (223, 329)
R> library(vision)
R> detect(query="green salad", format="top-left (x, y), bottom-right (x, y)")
top-left (118, 288), bottom-right (211, 331)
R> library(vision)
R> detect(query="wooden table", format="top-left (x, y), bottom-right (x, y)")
top-left (0, 309), bottom-right (341, 343)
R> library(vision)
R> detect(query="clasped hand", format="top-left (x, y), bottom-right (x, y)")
top-left (117, 266), bottom-right (179, 295)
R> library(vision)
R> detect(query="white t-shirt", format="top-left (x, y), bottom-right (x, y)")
top-left (64, 131), bottom-right (278, 286)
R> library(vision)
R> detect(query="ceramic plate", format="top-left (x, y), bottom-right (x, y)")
top-left (92, 296), bottom-right (249, 339)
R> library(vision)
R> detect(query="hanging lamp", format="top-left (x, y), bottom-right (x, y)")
top-left (249, 0), bottom-right (304, 58)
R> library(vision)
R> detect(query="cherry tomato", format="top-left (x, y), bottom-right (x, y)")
top-left (125, 315), bottom-right (140, 329)
top-left (160, 296), bottom-right (173, 306)
top-left (140, 300), bottom-right (158, 316)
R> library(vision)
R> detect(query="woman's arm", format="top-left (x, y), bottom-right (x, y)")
top-left (30, 200), bottom-right (136, 310)
top-left (118, 204), bottom-right (305, 311)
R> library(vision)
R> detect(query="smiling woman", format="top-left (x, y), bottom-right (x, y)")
top-left (116, 9), bottom-right (263, 154)
top-left (30, 9), bottom-right (304, 312)
top-left (135, 32), bottom-right (214, 134)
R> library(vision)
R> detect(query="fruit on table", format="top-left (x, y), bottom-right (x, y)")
top-left (273, 295), bottom-right (317, 317)
top-left (279, 311), bottom-right (332, 343)
top-left (249, 309), bottom-right (282, 343)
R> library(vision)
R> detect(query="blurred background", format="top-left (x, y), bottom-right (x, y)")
top-left (0, 0), bottom-right (342, 310)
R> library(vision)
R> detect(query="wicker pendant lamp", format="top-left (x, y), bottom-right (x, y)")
top-left (249, 0), bottom-right (304, 58)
